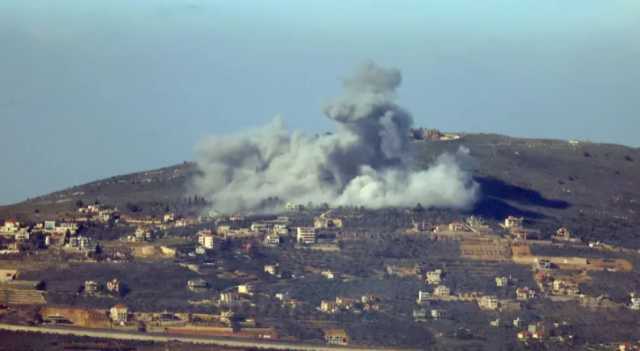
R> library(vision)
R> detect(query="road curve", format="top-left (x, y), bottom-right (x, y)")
top-left (0, 323), bottom-right (422, 351)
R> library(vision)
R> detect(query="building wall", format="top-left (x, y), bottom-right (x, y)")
top-left (40, 306), bottom-right (110, 328)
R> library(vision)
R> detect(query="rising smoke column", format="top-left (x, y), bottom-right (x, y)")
top-left (192, 62), bottom-right (478, 213)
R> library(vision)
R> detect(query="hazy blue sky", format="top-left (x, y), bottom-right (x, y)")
top-left (1, 0), bottom-right (639, 204)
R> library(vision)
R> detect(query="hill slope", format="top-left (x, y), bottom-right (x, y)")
top-left (1, 133), bottom-right (639, 245)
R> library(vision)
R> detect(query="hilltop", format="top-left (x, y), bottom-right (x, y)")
top-left (1, 133), bottom-right (639, 246)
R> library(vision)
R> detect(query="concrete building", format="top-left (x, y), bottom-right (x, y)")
top-left (320, 300), bottom-right (338, 314)
top-left (431, 309), bottom-right (444, 320)
top-left (335, 297), bottom-right (356, 310)
top-left (296, 227), bottom-right (317, 245)
top-left (426, 269), bottom-right (443, 285)
top-left (163, 213), bottom-right (175, 223)
top-left (321, 271), bottom-right (335, 280)
top-left (272, 223), bottom-right (289, 236)
top-left (110, 304), bottom-right (129, 324)
top-left (314, 215), bottom-right (343, 229)
top-left (14, 230), bottom-right (29, 241)
top-left (478, 295), bottom-right (499, 310)
top-left (250, 222), bottom-right (272, 233)
top-left (629, 293), bottom-right (640, 310)
top-left (43, 221), bottom-right (56, 231)
top-left (413, 308), bottom-right (428, 322)
top-left (84, 280), bottom-right (99, 295)
top-left (219, 292), bottom-right (239, 306)
top-left (263, 234), bottom-right (281, 248)
top-left (0, 269), bottom-right (17, 283)
top-left (433, 285), bottom-right (450, 297)
top-left (0, 220), bottom-right (20, 234)
top-left (237, 284), bottom-right (254, 295)
top-left (324, 328), bottom-right (349, 345)
top-left (495, 276), bottom-right (509, 287)
top-left (187, 278), bottom-right (209, 291)
top-left (264, 264), bottom-right (279, 276)
top-left (552, 279), bottom-right (580, 296)
top-left (417, 290), bottom-right (431, 304)
top-left (504, 216), bottom-right (524, 229)
top-left (107, 278), bottom-right (121, 294)
top-left (516, 287), bottom-right (536, 301)
top-left (198, 231), bottom-right (215, 249)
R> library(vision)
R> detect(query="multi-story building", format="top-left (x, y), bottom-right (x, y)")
top-left (417, 290), bottom-right (431, 304)
top-left (296, 227), bottom-right (317, 245)
top-left (109, 304), bottom-right (129, 324)
top-left (433, 285), bottom-right (450, 297)
top-left (320, 300), bottom-right (338, 314)
top-left (478, 295), bottom-right (499, 310)
top-left (219, 292), bottom-right (239, 306)
top-left (198, 230), bottom-right (215, 249)
top-left (324, 329), bottom-right (349, 345)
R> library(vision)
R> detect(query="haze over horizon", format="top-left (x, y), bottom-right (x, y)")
top-left (1, 0), bottom-right (639, 205)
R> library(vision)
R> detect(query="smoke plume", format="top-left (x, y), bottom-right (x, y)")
top-left (193, 62), bottom-right (478, 213)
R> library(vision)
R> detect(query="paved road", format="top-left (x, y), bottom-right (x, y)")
top-left (0, 323), bottom-right (422, 351)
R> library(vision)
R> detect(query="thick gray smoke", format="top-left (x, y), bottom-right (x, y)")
top-left (193, 62), bottom-right (478, 213)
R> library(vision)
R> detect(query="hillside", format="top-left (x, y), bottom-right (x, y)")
top-left (1, 133), bottom-right (639, 246)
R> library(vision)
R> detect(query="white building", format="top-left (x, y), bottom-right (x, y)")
top-left (110, 304), bottom-right (128, 324)
top-left (433, 285), bottom-right (450, 297)
top-left (0, 220), bottom-right (20, 234)
top-left (630, 293), bottom-right (640, 310)
top-left (14, 229), bottom-right (30, 241)
top-left (52, 222), bottom-right (79, 235)
top-left (263, 234), bottom-right (281, 248)
top-left (237, 284), bottom-right (254, 295)
top-left (272, 224), bottom-right (289, 235)
top-left (417, 290), bottom-right (431, 304)
top-left (163, 213), bottom-right (175, 223)
top-left (321, 271), bottom-right (335, 280)
top-left (479, 295), bottom-right (499, 310)
top-left (250, 222), bottom-right (272, 233)
top-left (219, 292), bottom-right (239, 306)
top-left (198, 231), bottom-right (215, 249)
top-left (495, 276), bottom-right (509, 287)
top-left (431, 309), bottom-right (444, 320)
top-left (504, 216), bottom-right (524, 229)
top-left (296, 227), bottom-right (316, 245)
top-left (264, 264), bottom-right (279, 276)
top-left (426, 269), bottom-right (443, 285)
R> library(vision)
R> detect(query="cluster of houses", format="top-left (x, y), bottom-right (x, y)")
top-left (120, 212), bottom-right (200, 229)
top-left (126, 227), bottom-right (159, 243)
top-left (72, 303), bottom-right (278, 340)
top-left (83, 278), bottom-right (125, 296)
top-left (183, 212), bottom-right (344, 254)
top-left (319, 294), bottom-right (382, 314)
top-left (0, 218), bottom-right (101, 255)
top-left (77, 204), bottom-right (118, 223)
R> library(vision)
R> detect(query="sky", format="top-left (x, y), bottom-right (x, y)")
top-left (1, 0), bottom-right (639, 205)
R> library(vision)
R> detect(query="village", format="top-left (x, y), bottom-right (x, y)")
top-left (1, 203), bottom-right (640, 350)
